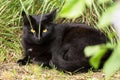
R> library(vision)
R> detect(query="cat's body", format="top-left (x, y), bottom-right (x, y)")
top-left (17, 10), bottom-right (110, 72)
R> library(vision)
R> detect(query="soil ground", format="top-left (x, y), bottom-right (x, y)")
top-left (0, 62), bottom-right (120, 80)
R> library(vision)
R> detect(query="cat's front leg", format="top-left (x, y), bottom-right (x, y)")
top-left (17, 55), bottom-right (30, 65)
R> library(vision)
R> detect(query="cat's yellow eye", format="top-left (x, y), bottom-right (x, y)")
top-left (31, 29), bottom-right (35, 33)
top-left (43, 29), bottom-right (47, 33)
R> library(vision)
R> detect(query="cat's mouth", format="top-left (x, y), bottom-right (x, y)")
top-left (34, 39), bottom-right (41, 44)
top-left (33, 38), bottom-right (44, 45)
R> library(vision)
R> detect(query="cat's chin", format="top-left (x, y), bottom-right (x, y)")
top-left (33, 40), bottom-right (42, 45)
top-left (33, 39), bottom-right (44, 45)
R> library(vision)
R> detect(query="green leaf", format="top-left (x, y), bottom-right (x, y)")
top-left (103, 42), bottom-right (120, 79)
top-left (84, 44), bottom-right (107, 69)
top-left (84, 44), bottom-right (106, 57)
top-left (59, 0), bottom-right (86, 18)
top-left (85, 0), bottom-right (93, 7)
top-left (97, 10), bottom-right (111, 28)
top-left (90, 49), bottom-right (107, 69)
top-left (97, 3), bottom-right (116, 28)
top-left (98, 0), bottom-right (113, 4)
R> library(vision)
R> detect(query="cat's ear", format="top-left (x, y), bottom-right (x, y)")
top-left (22, 11), bottom-right (36, 26)
top-left (43, 9), bottom-right (57, 23)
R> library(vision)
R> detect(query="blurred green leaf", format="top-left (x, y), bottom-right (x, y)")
top-left (59, 0), bottom-right (86, 18)
top-left (84, 44), bottom-right (108, 69)
top-left (85, 0), bottom-right (93, 7)
top-left (103, 41), bottom-right (120, 79)
top-left (97, 10), bottom-right (111, 28)
top-left (97, 3), bottom-right (116, 28)
top-left (98, 0), bottom-right (113, 4)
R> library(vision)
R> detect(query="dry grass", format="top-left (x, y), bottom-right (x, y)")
top-left (0, 62), bottom-right (120, 80)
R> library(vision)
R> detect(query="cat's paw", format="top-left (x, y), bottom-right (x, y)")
top-left (49, 60), bottom-right (55, 68)
top-left (17, 59), bottom-right (27, 65)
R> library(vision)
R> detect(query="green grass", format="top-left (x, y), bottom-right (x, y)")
top-left (0, 26), bottom-right (22, 64)
top-left (0, 0), bottom-right (119, 80)
top-left (0, 0), bottom-right (64, 63)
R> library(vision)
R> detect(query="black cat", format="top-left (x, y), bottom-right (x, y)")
top-left (17, 9), bottom-right (111, 72)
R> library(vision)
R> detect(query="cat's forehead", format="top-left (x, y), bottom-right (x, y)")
top-left (31, 14), bottom-right (46, 23)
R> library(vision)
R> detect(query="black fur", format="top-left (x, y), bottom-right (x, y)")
top-left (17, 9), bottom-right (111, 72)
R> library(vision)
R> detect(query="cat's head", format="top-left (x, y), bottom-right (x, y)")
top-left (22, 9), bottom-right (56, 44)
